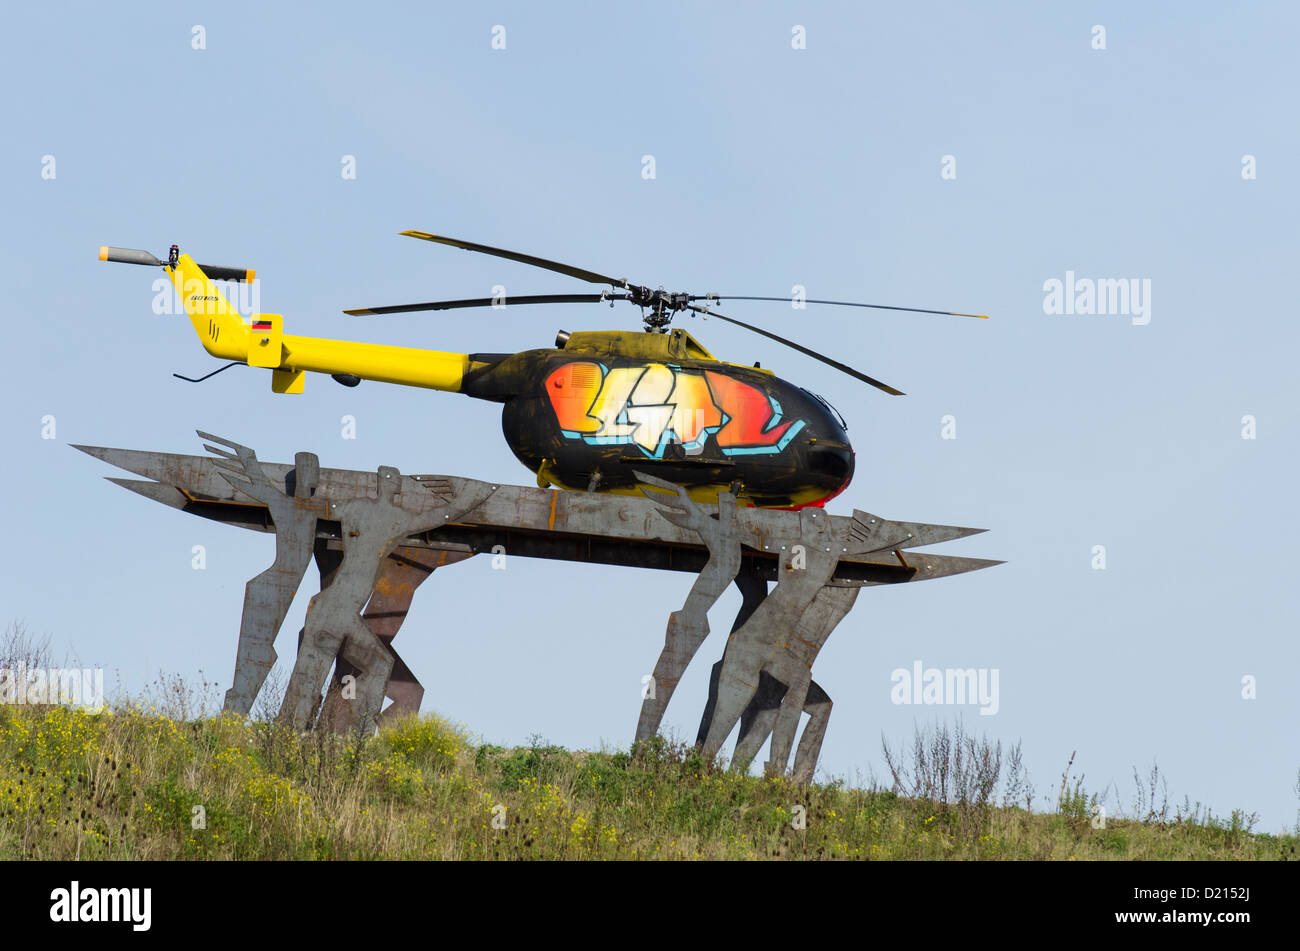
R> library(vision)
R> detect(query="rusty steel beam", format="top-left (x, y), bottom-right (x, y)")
top-left (75, 445), bottom-right (1002, 584)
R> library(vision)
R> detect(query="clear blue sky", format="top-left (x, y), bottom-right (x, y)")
top-left (3, 2), bottom-right (1298, 831)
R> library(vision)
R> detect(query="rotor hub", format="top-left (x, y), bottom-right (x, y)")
top-left (630, 286), bottom-right (691, 332)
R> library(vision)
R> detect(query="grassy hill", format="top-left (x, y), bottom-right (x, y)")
top-left (0, 701), bottom-right (1293, 860)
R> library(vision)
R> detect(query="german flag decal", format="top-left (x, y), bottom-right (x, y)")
top-left (252, 319), bottom-right (273, 331)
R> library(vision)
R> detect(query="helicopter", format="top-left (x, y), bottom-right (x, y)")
top-left (98, 232), bottom-right (986, 509)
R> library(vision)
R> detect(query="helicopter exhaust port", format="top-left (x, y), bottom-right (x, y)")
top-left (555, 329), bottom-right (571, 349)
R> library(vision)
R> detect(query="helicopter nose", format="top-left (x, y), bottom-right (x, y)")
top-left (808, 444), bottom-right (852, 482)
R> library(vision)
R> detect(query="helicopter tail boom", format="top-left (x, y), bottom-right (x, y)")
top-left (271, 334), bottom-right (469, 392)
top-left (161, 253), bottom-right (470, 394)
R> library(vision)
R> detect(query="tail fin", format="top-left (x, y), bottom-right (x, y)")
top-left (148, 249), bottom-right (470, 394)
top-left (167, 253), bottom-right (254, 362)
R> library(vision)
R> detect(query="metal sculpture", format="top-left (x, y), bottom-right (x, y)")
top-left (317, 547), bottom-right (473, 732)
top-left (277, 467), bottom-right (495, 731)
top-left (77, 436), bottom-right (1000, 782)
top-left (200, 433), bottom-right (325, 716)
top-left (633, 473), bottom-right (743, 745)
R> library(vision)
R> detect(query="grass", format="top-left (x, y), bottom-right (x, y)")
top-left (2, 619), bottom-right (1293, 861)
top-left (0, 701), bottom-right (1294, 860)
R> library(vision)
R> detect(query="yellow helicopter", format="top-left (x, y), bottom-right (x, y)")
top-left (100, 232), bottom-right (986, 509)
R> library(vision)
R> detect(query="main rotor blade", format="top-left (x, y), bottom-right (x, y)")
top-left (401, 230), bottom-right (628, 288)
top-left (704, 295), bottom-right (988, 319)
top-left (685, 303), bottom-right (904, 395)
top-left (344, 293), bottom-right (629, 316)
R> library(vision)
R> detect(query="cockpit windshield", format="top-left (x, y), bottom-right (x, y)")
top-left (800, 388), bottom-right (848, 431)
